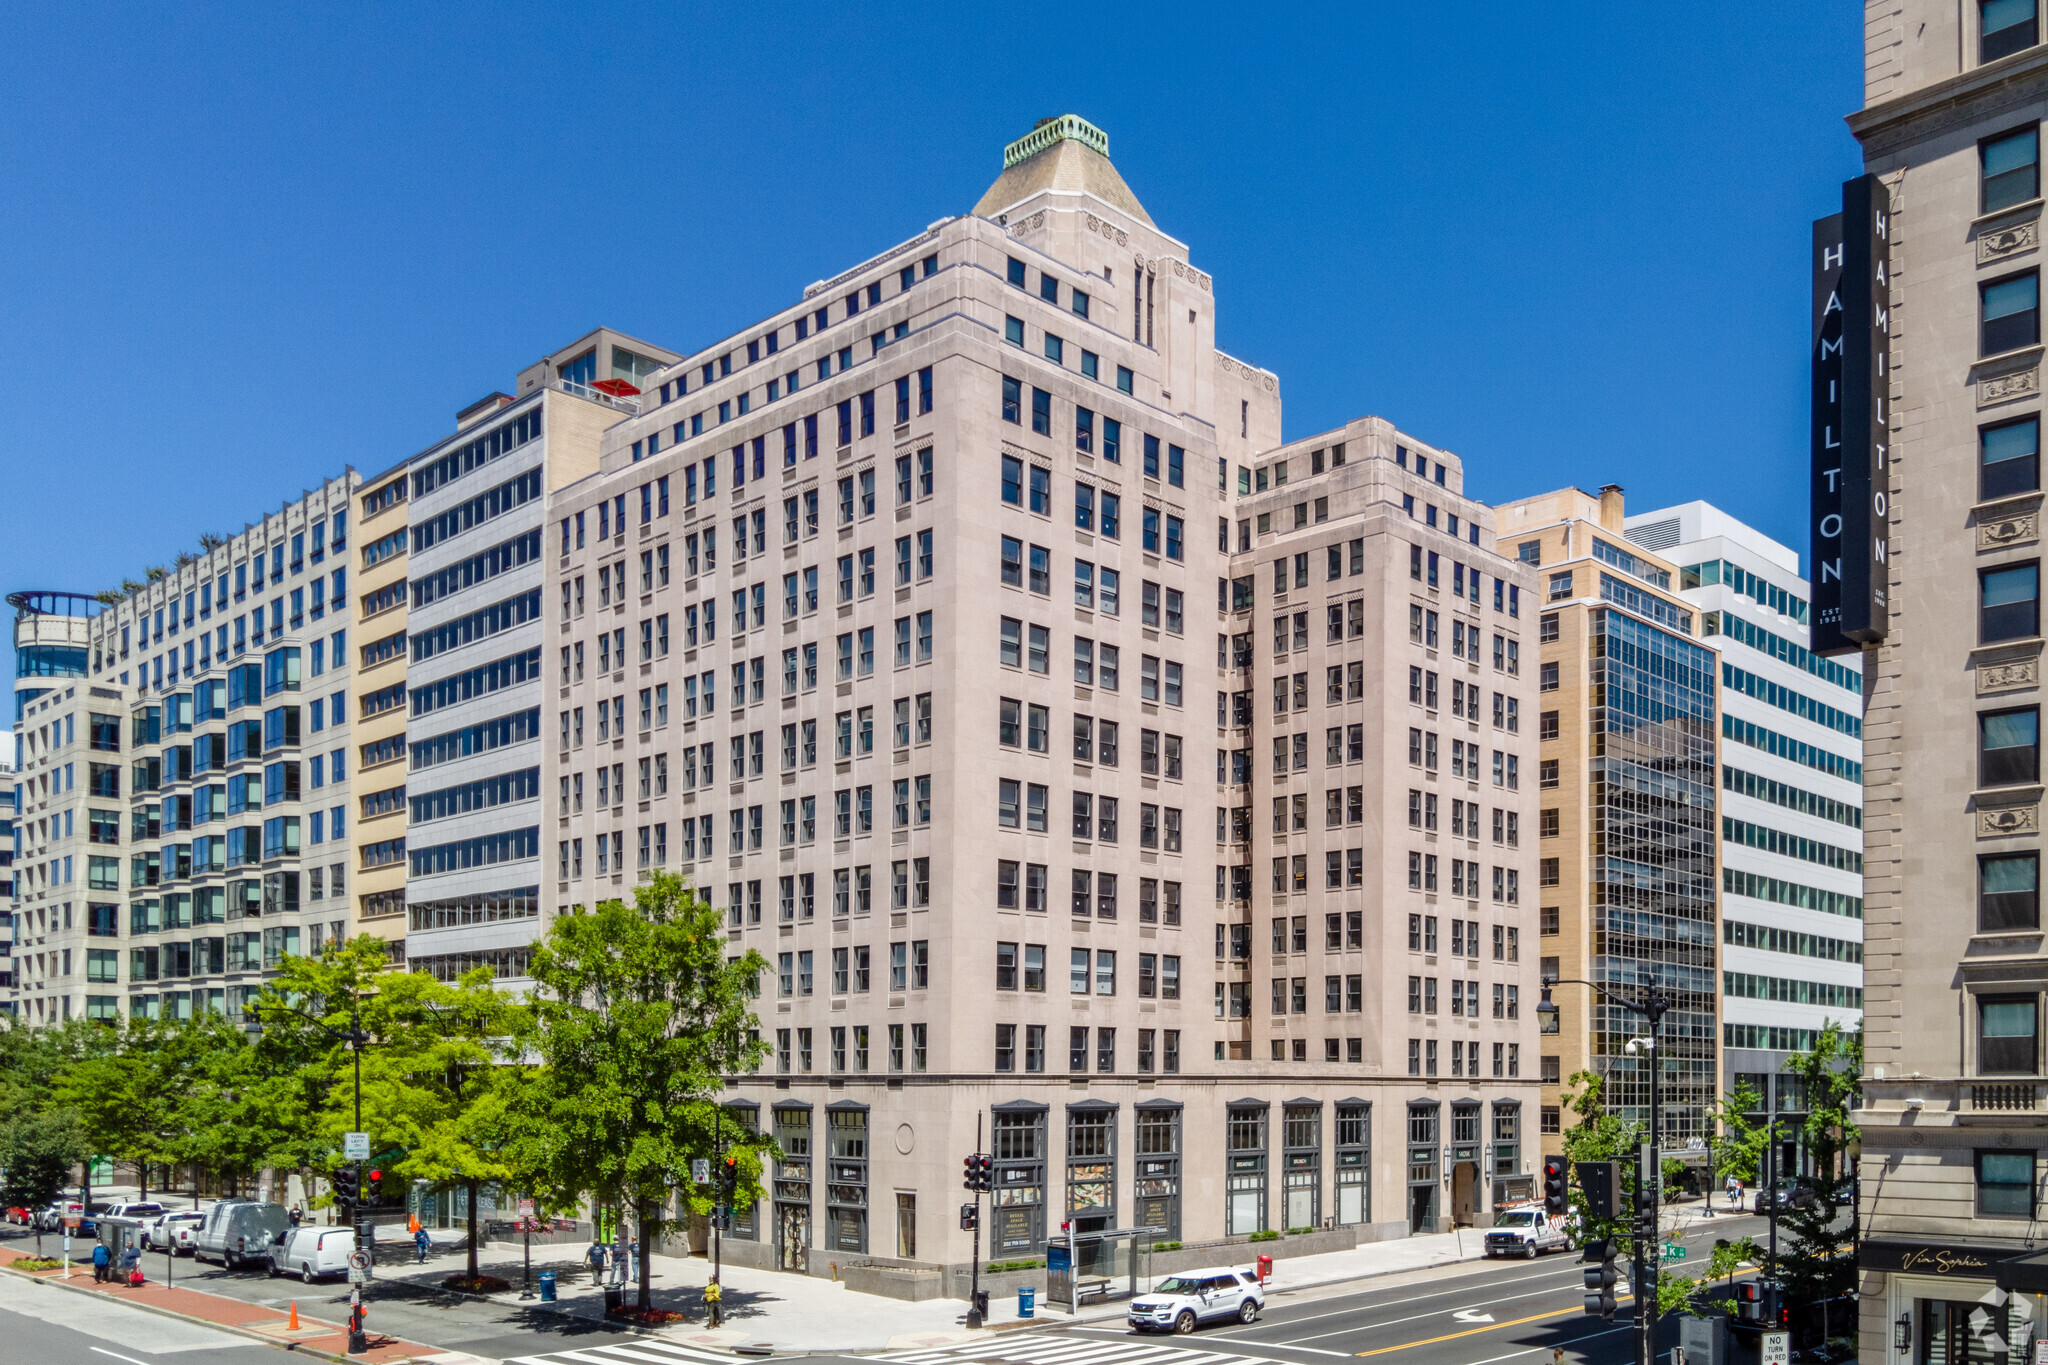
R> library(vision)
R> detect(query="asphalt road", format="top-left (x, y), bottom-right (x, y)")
top-left (0, 1266), bottom-right (269, 1365)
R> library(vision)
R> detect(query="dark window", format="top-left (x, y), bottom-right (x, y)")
top-left (1979, 1150), bottom-right (2036, 1216)
top-left (1984, 417), bottom-right (2040, 500)
top-left (1985, 0), bottom-right (2039, 63)
top-left (1983, 271), bottom-right (2040, 355)
top-left (1982, 852), bottom-right (2041, 931)
top-left (1982, 562), bottom-right (2040, 643)
top-left (1982, 707), bottom-right (2041, 787)
top-left (1031, 388), bottom-right (1052, 436)
top-left (1981, 994), bottom-right (2039, 1074)
top-left (1985, 126), bottom-right (2042, 212)
top-left (1001, 377), bottom-right (1022, 425)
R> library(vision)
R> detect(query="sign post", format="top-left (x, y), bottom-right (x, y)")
top-left (1762, 1331), bottom-right (1790, 1365)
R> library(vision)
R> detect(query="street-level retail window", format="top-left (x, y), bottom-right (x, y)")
top-left (1226, 1104), bottom-right (1268, 1236)
top-left (1283, 1103), bottom-right (1320, 1231)
top-left (1133, 1104), bottom-right (1182, 1242)
top-left (1335, 1102), bottom-right (1370, 1225)
top-left (826, 1106), bottom-right (868, 1254)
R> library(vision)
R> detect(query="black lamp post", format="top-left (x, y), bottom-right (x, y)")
top-left (252, 1001), bottom-right (371, 1355)
top-left (1537, 978), bottom-right (1672, 1365)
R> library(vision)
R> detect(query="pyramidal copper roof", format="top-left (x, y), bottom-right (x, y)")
top-left (972, 115), bottom-right (1153, 227)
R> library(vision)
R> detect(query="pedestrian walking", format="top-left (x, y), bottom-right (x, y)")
top-left (289, 1204), bottom-right (303, 1227)
top-left (1726, 1174), bottom-right (1741, 1209)
top-left (705, 1276), bottom-right (723, 1329)
top-left (414, 1226), bottom-right (431, 1264)
top-left (91, 1241), bottom-right (110, 1284)
top-left (586, 1241), bottom-right (607, 1287)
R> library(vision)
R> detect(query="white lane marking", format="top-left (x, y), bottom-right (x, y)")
top-left (1452, 1310), bottom-right (1496, 1323)
top-left (1210, 1264), bottom-right (1586, 1336)
top-left (1265, 1281), bottom-right (1593, 1345)
top-left (90, 1351), bottom-right (152, 1365)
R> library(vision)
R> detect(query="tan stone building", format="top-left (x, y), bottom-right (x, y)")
top-left (1492, 487), bottom-right (1720, 1158)
top-left (550, 117), bottom-right (1544, 1275)
top-left (1845, 3), bottom-right (2048, 1354)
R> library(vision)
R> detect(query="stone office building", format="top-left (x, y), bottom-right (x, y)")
top-left (554, 115), bottom-right (1543, 1274)
top-left (1844, 3), bottom-right (2048, 1358)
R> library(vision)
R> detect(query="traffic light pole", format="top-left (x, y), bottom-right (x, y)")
top-left (1537, 978), bottom-right (1668, 1365)
top-left (968, 1112), bottom-right (984, 1330)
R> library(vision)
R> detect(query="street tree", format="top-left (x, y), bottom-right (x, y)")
top-left (0, 1109), bottom-right (89, 1252)
top-left (1706, 1077), bottom-right (1771, 1197)
top-left (1774, 1022), bottom-right (1861, 1309)
top-left (509, 873), bottom-right (771, 1314)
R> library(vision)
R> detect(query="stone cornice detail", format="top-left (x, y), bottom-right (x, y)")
top-left (1848, 47), bottom-right (2048, 159)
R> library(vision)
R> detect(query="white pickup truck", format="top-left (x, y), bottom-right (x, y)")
top-left (1482, 1204), bottom-right (1570, 1258)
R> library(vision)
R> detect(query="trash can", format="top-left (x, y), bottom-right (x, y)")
top-left (1257, 1253), bottom-right (1273, 1283)
top-left (538, 1271), bottom-right (557, 1302)
top-left (1018, 1285), bottom-right (1036, 1318)
top-left (603, 1284), bottom-right (624, 1315)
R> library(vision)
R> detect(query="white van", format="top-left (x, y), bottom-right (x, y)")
top-left (1483, 1203), bottom-right (1570, 1258)
top-left (192, 1200), bottom-right (292, 1269)
top-left (266, 1225), bottom-right (356, 1283)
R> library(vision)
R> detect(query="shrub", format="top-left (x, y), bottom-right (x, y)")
top-left (1247, 1229), bottom-right (1281, 1243)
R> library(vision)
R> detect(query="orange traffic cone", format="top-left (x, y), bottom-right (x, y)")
top-left (288, 1302), bottom-right (299, 1331)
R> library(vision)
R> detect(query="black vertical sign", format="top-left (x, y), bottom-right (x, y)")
top-left (1811, 173), bottom-right (1892, 656)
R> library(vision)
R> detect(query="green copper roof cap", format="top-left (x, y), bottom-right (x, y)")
top-left (1003, 115), bottom-right (1109, 169)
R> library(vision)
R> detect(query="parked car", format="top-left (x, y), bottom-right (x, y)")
top-left (1484, 1203), bottom-right (1571, 1259)
top-left (192, 1199), bottom-right (291, 1270)
top-left (1754, 1178), bottom-right (1821, 1214)
top-left (5, 1206), bottom-right (31, 1225)
top-left (1128, 1267), bottom-right (1264, 1334)
top-left (141, 1210), bottom-right (205, 1251)
top-left (266, 1225), bottom-right (356, 1283)
top-left (105, 1201), bottom-right (164, 1222)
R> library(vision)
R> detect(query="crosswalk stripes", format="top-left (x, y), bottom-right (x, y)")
top-left (876, 1336), bottom-right (1298, 1365)
top-left (503, 1339), bottom-right (744, 1365)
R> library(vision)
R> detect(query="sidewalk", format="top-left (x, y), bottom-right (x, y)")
top-left (0, 1240), bottom-right (450, 1364)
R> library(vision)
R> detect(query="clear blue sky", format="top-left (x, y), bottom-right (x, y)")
top-left (0, 2), bottom-right (1864, 599)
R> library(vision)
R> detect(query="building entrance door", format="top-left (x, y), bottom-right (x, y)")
top-left (776, 1204), bottom-right (808, 1272)
top-left (1408, 1182), bottom-right (1437, 1233)
top-left (1451, 1162), bottom-right (1479, 1227)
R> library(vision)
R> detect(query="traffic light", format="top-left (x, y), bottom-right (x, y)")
top-left (365, 1169), bottom-right (382, 1204)
top-left (332, 1168), bottom-right (360, 1202)
top-left (1543, 1155), bottom-right (1568, 1216)
top-left (960, 1202), bottom-right (979, 1231)
top-left (962, 1153), bottom-right (992, 1193)
top-left (1581, 1238), bottom-right (1619, 1318)
top-left (721, 1155), bottom-right (738, 1198)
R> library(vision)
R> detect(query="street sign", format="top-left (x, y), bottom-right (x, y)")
top-left (1663, 1243), bottom-right (1688, 1260)
top-left (348, 1265), bottom-right (366, 1285)
top-left (1763, 1332), bottom-right (1790, 1365)
top-left (348, 1249), bottom-right (370, 1270)
top-left (516, 1197), bottom-right (535, 1218)
top-left (692, 1158), bottom-right (711, 1184)
top-left (343, 1131), bottom-right (371, 1160)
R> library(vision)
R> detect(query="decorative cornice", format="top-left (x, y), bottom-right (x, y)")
top-left (1849, 47), bottom-right (2048, 160)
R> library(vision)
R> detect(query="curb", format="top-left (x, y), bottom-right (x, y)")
top-left (0, 1261), bottom-right (414, 1364)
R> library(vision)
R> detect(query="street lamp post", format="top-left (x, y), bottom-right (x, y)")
top-left (1537, 978), bottom-right (1672, 1365)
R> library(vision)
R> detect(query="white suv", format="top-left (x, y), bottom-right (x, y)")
top-left (1128, 1267), bottom-right (1264, 1334)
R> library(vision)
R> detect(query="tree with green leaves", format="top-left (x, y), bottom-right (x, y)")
top-left (252, 935), bottom-right (526, 1280)
top-left (1707, 1077), bottom-right (1772, 1198)
top-left (0, 1109), bottom-right (89, 1252)
top-left (1773, 1022), bottom-right (1861, 1309)
top-left (508, 873), bottom-right (771, 1314)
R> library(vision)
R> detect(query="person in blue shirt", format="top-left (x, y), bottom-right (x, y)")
top-left (91, 1241), bottom-right (110, 1283)
top-left (414, 1226), bottom-right (431, 1264)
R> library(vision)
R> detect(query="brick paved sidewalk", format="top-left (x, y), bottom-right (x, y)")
top-left (0, 1241), bottom-right (449, 1363)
